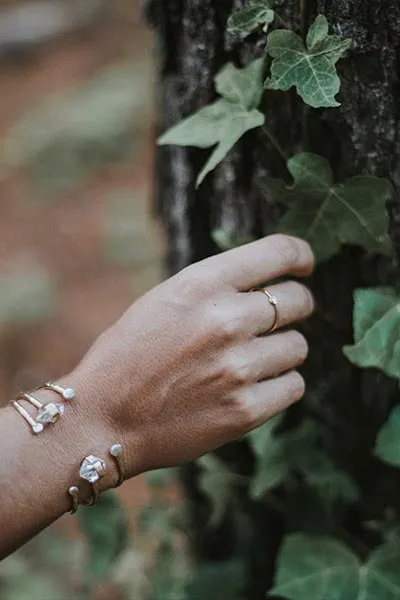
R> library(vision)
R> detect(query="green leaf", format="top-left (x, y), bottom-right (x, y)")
top-left (212, 228), bottom-right (254, 251)
top-left (3, 61), bottom-right (154, 194)
top-left (150, 541), bottom-right (189, 600)
top-left (77, 492), bottom-right (129, 583)
top-left (286, 421), bottom-right (359, 506)
top-left (198, 455), bottom-right (243, 526)
top-left (302, 452), bottom-right (359, 506)
top-left (360, 541), bottom-right (400, 600)
top-left (158, 59), bottom-right (265, 187)
top-left (375, 407), bottom-right (400, 468)
top-left (266, 15), bottom-right (352, 108)
top-left (272, 535), bottom-right (400, 600)
top-left (185, 559), bottom-right (245, 600)
top-left (248, 414), bottom-right (288, 499)
top-left (215, 58), bottom-right (265, 110)
top-left (139, 502), bottom-right (188, 542)
top-left (263, 153), bottom-right (392, 262)
top-left (270, 534), bottom-right (361, 600)
top-left (0, 271), bottom-right (53, 325)
top-left (227, 1), bottom-right (274, 38)
top-left (344, 288), bottom-right (400, 378)
top-left (143, 467), bottom-right (178, 488)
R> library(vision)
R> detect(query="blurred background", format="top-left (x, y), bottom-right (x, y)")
top-left (0, 1), bottom-right (185, 598)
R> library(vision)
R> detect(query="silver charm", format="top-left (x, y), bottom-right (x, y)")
top-left (12, 401), bottom-right (44, 434)
top-left (20, 392), bottom-right (64, 426)
top-left (79, 455), bottom-right (106, 506)
top-left (68, 486), bottom-right (80, 514)
top-left (110, 444), bottom-right (126, 488)
top-left (42, 382), bottom-right (76, 401)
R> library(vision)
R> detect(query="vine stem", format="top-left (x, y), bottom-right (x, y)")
top-left (274, 13), bottom-right (291, 30)
top-left (337, 526), bottom-right (371, 561)
top-left (299, 0), bottom-right (306, 36)
top-left (260, 125), bottom-right (288, 162)
top-left (299, 0), bottom-right (309, 149)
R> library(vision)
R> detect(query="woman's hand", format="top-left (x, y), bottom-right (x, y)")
top-left (0, 233), bottom-right (315, 558)
top-left (72, 234), bottom-right (315, 479)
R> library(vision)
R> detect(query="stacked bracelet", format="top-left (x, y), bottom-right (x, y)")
top-left (12, 382), bottom-right (75, 434)
top-left (11, 382), bottom-right (126, 514)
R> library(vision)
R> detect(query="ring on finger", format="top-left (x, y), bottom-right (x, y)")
top-left (254, 288), bottom-right (279, 333)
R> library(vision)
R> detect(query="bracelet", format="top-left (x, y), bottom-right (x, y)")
top-left (10, 382), bottom-right (126, 513)
top-left (68, 444), bottom-right (126, 513)
top-left (11, 382), bottom-right (75, 434)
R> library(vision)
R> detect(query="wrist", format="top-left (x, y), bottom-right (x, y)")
top-left (19, 368), bottom-right (127, 509)
top-left (57, 356), bottom-right (145, 485)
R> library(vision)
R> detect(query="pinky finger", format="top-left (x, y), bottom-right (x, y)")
top-left (247, 370), bottom-right (305, 431)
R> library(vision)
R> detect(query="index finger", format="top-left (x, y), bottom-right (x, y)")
top-left (200, 235), bottom-right (315, 291)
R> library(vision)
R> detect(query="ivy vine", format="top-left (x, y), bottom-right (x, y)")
top-left (155, 2), bottom-right (400, 598)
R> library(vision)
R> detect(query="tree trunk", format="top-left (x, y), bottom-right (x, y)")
top-left (149, 0), bottom-right (400, 597)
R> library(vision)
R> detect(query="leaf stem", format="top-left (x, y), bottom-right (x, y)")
top-left (274, 13), bottom-right (291, 30)
top-left (261, 125), bottom-right (288, 162)
top-left (337, 526), bottom-right (371, 560)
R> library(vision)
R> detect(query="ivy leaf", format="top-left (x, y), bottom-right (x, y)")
top-left (285, 420), bottom-right (359, 508)
top-left (263, 153), bottom-right (392, 262)
top-left (375, 407), bottom-right (400, 468)
top-left (270, 534), bottom-right (361, 600)
top-left (272, 535), bottom-right (400, 600)
top-left (360, 541), bottom-right (400, 600)
top-left (301, 453), bottom-right (359, 506)
top-left (227, 1), bottom-right (275, 38)
top-left (343, 288), bottom-right (400, 379)
top-left (215, 58), bottom-right (265, 110)
top-left (158, 59), bottom-right (265, 187)
top-left (248, 414), bottom-right (288, 500)
top-left (212, 228), bottom-right (254, 250)
top-left (198, 455), bottom-right (242, 526)
top-left (185, 559), bottom-right (245, 600)
top-left (266, 14), bottom-right (352, 108)
top-left (77, 492), bottom-right (129, 583)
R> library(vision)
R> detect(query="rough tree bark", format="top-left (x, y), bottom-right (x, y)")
top-left (147, 1), bottom-right (400, 597)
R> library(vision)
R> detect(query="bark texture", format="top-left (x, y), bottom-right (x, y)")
top-left (149, 1), bottom-right (400, 597)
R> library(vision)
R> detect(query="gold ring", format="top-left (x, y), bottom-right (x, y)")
top-left (256, 288), bottom-right (279, 333)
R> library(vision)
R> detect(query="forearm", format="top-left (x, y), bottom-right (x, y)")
top-left (0, 372), bottom-right (119, 560)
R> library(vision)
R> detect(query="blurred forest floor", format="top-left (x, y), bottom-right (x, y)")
top-left (0, 2), bottom-right (182, 599)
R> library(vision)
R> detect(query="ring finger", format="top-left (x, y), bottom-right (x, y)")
top-left (235, 280), bottom-right (315, 336)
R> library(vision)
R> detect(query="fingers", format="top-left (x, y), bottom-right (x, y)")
top-left (250, 371), bottom-right (305, 428)
top-left (195, 234), bottom-right (314, 291)
top-left (230, 371), bottom-right (305, 436)
top-left (233, 280), bottom-right (315, 336)
top-left (241, 331), bottom-right (309, 382)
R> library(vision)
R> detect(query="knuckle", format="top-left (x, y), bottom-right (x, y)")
top-left (175, 266), bottom-right (210, 299)
top-left (220, 357), bottom-right (252, 387)
top-left (271, 234), bottom-right (300, 267)
top-left (230, 393), bottom-right (257, 431)
top-left (208, 309), bottom-right (240, 343)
